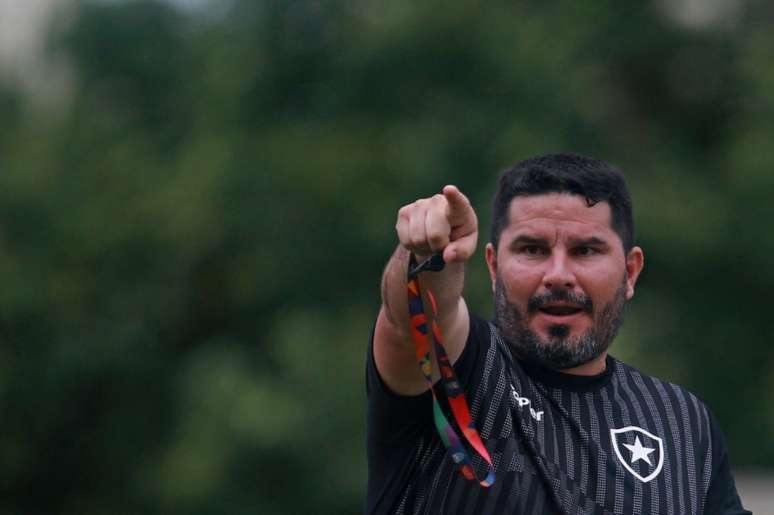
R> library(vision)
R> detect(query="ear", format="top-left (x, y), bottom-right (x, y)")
top-left (624, 246), bottom-right (644, 300)
top-left (485, 242), bottom-right (498, 294)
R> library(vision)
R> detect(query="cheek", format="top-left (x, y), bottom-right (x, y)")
top-left (578, 270), bottom-right (626, 306)
top-left (500, 258), bottom-right (544, 282)
top-left (499, 265), bottom-right (542, 301)
top-left (500, 274), bottom-right (540, 298)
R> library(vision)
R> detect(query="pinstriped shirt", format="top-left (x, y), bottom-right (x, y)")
top-left (366, 314), bottom-right (750, 515)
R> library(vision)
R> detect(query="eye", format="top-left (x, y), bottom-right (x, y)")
top-left (522, 245), bottom-right (547, 256)
top-left (574, 246), bottom-right (597, 256)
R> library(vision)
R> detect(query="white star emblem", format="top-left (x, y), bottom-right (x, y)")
top-left (623, 436), bottom-right (655, 466)
top-left (611, 426), bottom-right (664, 482)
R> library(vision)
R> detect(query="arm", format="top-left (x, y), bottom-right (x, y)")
top-left (704, 415), bottom-right (752, 515)
top-left (374, 185), bottom-right (478, 396)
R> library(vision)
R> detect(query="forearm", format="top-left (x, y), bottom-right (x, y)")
top-left (373, 185), bottom-right (476, 395)
top-left (380, 244), bottom-right (466, 339)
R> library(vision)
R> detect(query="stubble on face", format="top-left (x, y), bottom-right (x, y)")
top-left (493, 276), bottom-right (627, 370)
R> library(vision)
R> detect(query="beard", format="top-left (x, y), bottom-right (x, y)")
top-left (493, 276), bottom-right (627, 370)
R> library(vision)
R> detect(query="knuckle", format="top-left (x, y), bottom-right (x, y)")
top-left (427, 234), bottom-right (447, 250)
top-left (427, 232), bottom-right (443, 244)
top-left (410, 233), bottom-right (425, 247)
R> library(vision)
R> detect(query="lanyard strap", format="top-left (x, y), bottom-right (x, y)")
top-left (407, 253), bottom-right (495, 487)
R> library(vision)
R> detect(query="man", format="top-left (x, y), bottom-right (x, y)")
top-left (366, 153), bottom-right (750, 514)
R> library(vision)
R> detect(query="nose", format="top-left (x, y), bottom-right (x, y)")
top-left (542, 251), bottom-right (576, 291)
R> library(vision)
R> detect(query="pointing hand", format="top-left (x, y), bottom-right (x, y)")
top-left (395, 185), bottom-right (478, 263)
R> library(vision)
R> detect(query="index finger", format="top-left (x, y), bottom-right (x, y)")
top-left (442, 185), bottom-right (474, 224)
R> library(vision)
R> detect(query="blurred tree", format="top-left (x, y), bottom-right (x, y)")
top-left (0, 0), bottom-right (771, 514)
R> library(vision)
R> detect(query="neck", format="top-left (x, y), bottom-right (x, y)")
top-left (560, 352), bottom-right (608, 376)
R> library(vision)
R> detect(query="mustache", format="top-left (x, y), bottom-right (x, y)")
top-left (527, 290), bottom-right (593, 314)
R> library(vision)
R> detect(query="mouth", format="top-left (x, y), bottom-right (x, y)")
top-left (535, 303), bottom-right (587, 322)
top-left (538, 305), bottom-right (584, 317)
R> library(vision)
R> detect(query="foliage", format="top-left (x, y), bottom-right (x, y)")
top-left (0, 1), bottom-right (772, 513)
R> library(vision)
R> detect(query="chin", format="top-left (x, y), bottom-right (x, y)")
top-left (534, 323), bottom-right (586, 341)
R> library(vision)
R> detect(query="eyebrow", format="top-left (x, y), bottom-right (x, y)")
top-left (569, 236), bottom-right (609, 247)
top-left (507, 235), bottom-right (610, 248)
top-left (508, 235), bottom-right (550, 247)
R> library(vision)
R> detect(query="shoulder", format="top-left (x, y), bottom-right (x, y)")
top-left (467, 312), bottom-right (493, 344)
top-left (610, 360), bottom-right (748, 513)
top-left (611, 357), bottom-right (714, 433)
top-left (450, 312), bottom-right (498, 386)
top-left (612, 358), bottom-right (708, 406)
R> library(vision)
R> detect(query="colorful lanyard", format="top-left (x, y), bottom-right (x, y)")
top-left (407, 253), bottom-right (496, 487)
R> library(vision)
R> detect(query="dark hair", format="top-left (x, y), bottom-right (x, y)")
top-left (490, 153), bottom-right (635, 251)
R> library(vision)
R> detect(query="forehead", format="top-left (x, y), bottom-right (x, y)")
top-left (505, 193), bottom-right (614, 236)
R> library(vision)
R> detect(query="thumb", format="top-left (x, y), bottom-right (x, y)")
top-left (442, 232), bottom-right (477, 263)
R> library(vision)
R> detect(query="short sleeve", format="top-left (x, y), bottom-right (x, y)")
top-left (365, 314), bottom-right (494, 514)
top-left (365, 313), bottom-right (492, 444)
top-left (365, 323), bottom-right (433, 444)
top-left (703, 412), bottom-right (752, 515)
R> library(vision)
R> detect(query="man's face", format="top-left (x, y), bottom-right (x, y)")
top-left (485, 193), bottom-right (644, 371)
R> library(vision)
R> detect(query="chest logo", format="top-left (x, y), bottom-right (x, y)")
top-left (610, 426), bottom-right (664, 483)
top-left (509, 384), bottom-right (544, 422)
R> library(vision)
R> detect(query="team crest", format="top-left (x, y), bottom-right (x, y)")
top-left (610, 426), bottom-right (664, 483)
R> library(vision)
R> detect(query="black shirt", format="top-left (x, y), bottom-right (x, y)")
top-left (366, 314), bottom-right (751, 515)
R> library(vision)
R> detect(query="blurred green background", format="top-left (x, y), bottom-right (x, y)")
top-left (0, 0), bottom-right (772, 513)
